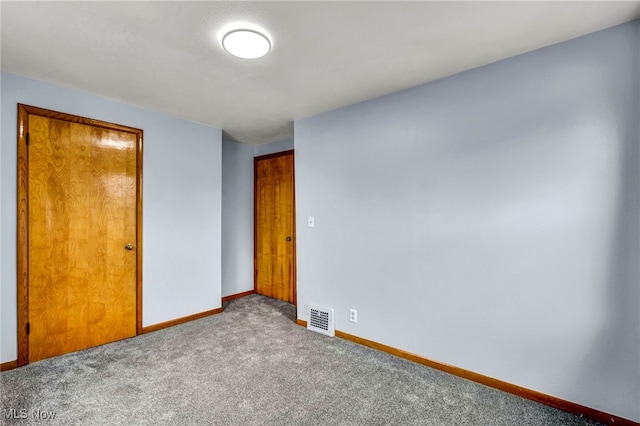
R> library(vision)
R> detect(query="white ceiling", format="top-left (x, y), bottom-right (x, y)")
top-left (2, 1), bottom-right (639, 145)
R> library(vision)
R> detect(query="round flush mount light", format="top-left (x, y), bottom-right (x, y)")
top-left (222, 29), bottom-right (271, 59)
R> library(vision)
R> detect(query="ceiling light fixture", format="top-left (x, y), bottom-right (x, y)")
top-left (222, 28), bottom-right (271, 59)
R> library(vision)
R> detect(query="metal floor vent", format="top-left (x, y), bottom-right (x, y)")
top-left (307, 305), bottom-right (335, 337)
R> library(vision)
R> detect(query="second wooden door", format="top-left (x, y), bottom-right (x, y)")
top-left (255, 151), bottom-right (296, 304)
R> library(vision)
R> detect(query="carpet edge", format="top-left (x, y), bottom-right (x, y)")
top-left (295, 319), bottom-right (638, 426)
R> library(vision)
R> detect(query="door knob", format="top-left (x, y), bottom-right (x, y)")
top-left (125, 243), bottom-right (134, 251)
top-left (286, 236), bottom-right (292, 242)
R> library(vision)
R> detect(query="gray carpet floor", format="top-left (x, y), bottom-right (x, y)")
top-left (1, 294), bottom-right (602, 425)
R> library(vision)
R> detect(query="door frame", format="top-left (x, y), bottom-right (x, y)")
top-left (16, 104), bottom-right (144, 367)
top-left (253, 150), bottom-right (297, 305)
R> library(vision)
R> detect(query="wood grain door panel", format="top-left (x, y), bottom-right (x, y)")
top-left (17, 105), bottom-right (142, 365)
top-left (255, 152), bottom-right (296, 304)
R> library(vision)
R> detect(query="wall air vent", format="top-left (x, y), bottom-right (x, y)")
top-left (307, 305), bottom-right (335, 337)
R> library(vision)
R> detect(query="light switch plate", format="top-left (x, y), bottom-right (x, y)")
top-left (308, 216), bottom-right (315, 228)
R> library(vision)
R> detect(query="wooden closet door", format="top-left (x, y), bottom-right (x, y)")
top-left (18, 105), bottom-right (142, 364)
top-left (255, 151), bottom-right (296, 304)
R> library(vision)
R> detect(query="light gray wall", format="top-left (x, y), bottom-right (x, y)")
top-left (1, 73), bottom-right (223, 363)
top-left (222, 139), bottom-right (254, 297)
top-left (295, 22), bottom-right (639, 422)
top-left (220, 137), bottom-right (295, 298)
top-left (253, 138), bottom-right (294, 157)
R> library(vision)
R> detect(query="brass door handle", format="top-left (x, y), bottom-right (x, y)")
top-left (125, 244), bottom-right (135, 251)
top-left (286, 236), bottom-right (292, 242)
